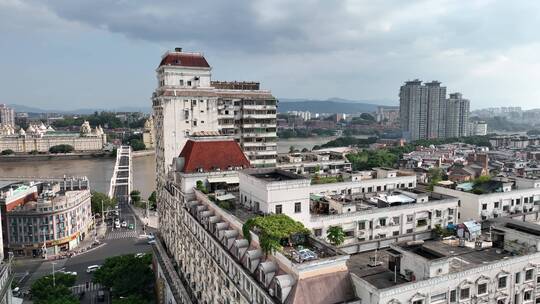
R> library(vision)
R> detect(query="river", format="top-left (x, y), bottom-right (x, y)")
top-left (0, 138), bottom-right (342, 198)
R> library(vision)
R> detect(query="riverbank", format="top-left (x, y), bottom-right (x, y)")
top-left (0, 152), bottom-right (112, 162)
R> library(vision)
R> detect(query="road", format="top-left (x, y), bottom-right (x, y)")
top-left (13, 201), bottom-right (155, 301)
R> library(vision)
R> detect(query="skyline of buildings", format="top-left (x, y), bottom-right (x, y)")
top-left (400, 80), bottom-right (471, 141)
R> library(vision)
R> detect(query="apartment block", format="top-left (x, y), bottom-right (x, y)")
top-left (434, 177), bottom-right (540, 222)
top-left (399, 80), bottom-right (470, 141)
top-left (352, 219), bottom-right (540, 304)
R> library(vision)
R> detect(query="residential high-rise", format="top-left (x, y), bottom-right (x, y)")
top-left (0, 104), bottom-right (15, 127)
top-left (152, 48), bottom-right (277, 198)
top-left (399, 80), bottom-right (470, 141)
top-left (445, 93), bottom-right (470, 138)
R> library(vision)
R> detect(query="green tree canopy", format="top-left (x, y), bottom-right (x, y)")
top-left (49, 144), bottom-right (74, 154)
top-left (130, 190), bottom-right (141, 203)
top-left (326, 226), bottom-right (346, 246)
top-left (31, 273), bottom-right (77, 304)
top-left (91, 191), bottom-right (117, 214)
top-left (1, 149), bottom-right (14, 155)
top-left (129, 139), bottom-right (146, 151)
top-left (243, 214), bottom-right (310, 254)
top-left (93, 254), bottom-right (154, 300)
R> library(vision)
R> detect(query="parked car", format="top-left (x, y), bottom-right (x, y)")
top-left (86, 265), bottom-right (101, 273)
top-left (121, 220), bottom-right (127, 228)
top-left (128, 223), bottom-right (134, 230)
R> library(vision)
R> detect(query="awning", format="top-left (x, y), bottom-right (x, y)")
top-left (216, 193), bottom-right (236, 201)
top-left (207, 176), bottom-right (239, 184)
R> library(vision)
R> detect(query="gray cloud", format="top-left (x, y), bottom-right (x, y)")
top-left (4, 0), bottom-right (540, 108)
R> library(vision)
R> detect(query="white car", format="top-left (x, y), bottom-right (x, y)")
top-left (61, 270), bottom-right (77, 276)
top-left (86, 265), bottom-right (100, 273)
top-left (121, 221), bottom-right (127, 228)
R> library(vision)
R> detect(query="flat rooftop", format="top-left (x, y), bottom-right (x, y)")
top-left (245, 168), bottom-right (307, 182)
top-left (350, 238), bottom-right (515, 289)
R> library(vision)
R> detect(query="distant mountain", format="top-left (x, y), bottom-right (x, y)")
top-left (277, 98), bottom-right (395, 114)
top-left (8, 104), bottom-right (151, 114)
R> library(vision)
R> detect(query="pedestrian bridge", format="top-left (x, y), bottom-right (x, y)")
top-left (109, 145), bottom-right (132, 204)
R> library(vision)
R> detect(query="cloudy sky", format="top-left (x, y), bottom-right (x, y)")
top-left (2, 0), bottom-right (540, 110)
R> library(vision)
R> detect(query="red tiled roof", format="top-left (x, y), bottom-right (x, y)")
top-left (159, 53), bottom-right (210, 68)
top-left (179, 139), bottom-right (250, 173)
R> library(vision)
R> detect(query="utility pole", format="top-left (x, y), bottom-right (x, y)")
top-left (52, 262), bottom-right (56, 287)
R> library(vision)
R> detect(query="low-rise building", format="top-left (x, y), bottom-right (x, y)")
top-left (351, 219), bottom-right (540, 304)
top-left (0, 121), bottom-right (107, 153)
top-left (277, 151), bottom-right (352, 175)
top-left (0, 177), bottom-right (92, 257)
top-left (434, 177), bottom-right (540, 222)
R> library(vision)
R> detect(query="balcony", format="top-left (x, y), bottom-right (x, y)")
top-left (243, 142), bottom-right (277, 147)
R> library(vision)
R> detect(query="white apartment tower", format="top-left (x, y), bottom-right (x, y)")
top-left (445, 93), bottom-right (470, 138)
top-left (0, 104), bottom-right (15, 127)
top-left (152, 48), bottom-right (277, 191)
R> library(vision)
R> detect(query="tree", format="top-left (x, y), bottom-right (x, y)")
top-left (1, 149), bottom-right (14, 155)
top-left (91, 191), bottom-right (117, 214)
top-left (326, 226), bottom-right (345, 246)
top-left (196, 180), bottom-right (208, 194)
top-left (130, 190), bottom-right (141, 204)
top-left (129, 139), bottom-right (146, 151)
top-left (31, 273), bottom-right (77, 304)
top-left (301, 148), bottom-right (309, 152)
top-left (49, 144), bottom-right (74, 154)
top-left (93, 254), bottom-right (154, 301)
top-left (148, 191), bottom-right (157, 210)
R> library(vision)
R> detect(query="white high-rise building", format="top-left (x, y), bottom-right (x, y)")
top-left (152, 48), bottom-right (277, 196)
top-left (445, 93), bottom-right (470, 138)
top-left (0, 104), bottom-right (15, 127)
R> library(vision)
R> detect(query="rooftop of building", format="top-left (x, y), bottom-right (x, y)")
top-left (350, 238), bottom-right (514, 289)
top-left (159, 48), bottom-right (210, 68)
top-left (242, 168), bottom-right (308, 182)
top-left (176, 138), bottom-right (251, 174)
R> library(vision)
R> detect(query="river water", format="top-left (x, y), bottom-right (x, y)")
top-left (0, 138), bottom-right (337, 198)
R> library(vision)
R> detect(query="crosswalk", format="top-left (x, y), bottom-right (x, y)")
top-left (105, 230), bottom-right (137, 240)
top-left (70, 282), bottom-right (103, 294)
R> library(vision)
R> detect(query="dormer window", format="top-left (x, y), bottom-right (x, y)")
top-left (180, 79), bottom-right (184, 86)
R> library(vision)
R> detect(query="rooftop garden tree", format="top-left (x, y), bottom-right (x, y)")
top-left (242, 214), bottom-right (310, 255)
top-left (31, 272), bottom-right (77, 304)
top-left (326, 226), bottom-right (346, 246)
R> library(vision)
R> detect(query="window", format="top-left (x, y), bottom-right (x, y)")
top-left (517, 199), bottom-right (521, 205)
top-left (344, 230), bottom-right (354, 237)
top-left (478, 283), bottom-right (487, 295)
top-left (526, 269), bottom-right (534, 281)
top-left (193, 121), bottom-right (197, 126)
top-left (358, 222), bottom-right (366, 230)
top-left (516, 272), bottom-right (521, 284)
top-left (482, 203), bottom-right (488, 210)
top-left (495, 202), bottom-right (500, 208)
top-left (393, 230), bottom-right (399, 236)
top-left (294, 202), bottom-right (301, 213)
top-left (314, 229), bottom-right (322, 237)
top-left (524, 290), bottom-right (532, 301)
top-left (450, 290), bottom-right (457, 303)
top-left (187, 80), bottom-right (192, 86)
top-left (407, 215), bottom-right (414, 223)
top-left (180, 79), bottom-right (184, 86)
top-left (460, 287), bottom-right (470, 299)
top-left (431, 293), bottom-right (447, 302)
top-left (498, 299), bottom-right (506, 304)
top-left (379, 218), bottom-right (387, 226)
top-left (406, 228), bottom-right (413, 233)
top-left (412, 300), bottom-right (424, 304)
top-left (393, 216), bottom-right (400, 224)
top-left (498, 276), bottom-right (507, 288)
top-left (275, 205), bottom-right (282, 214)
